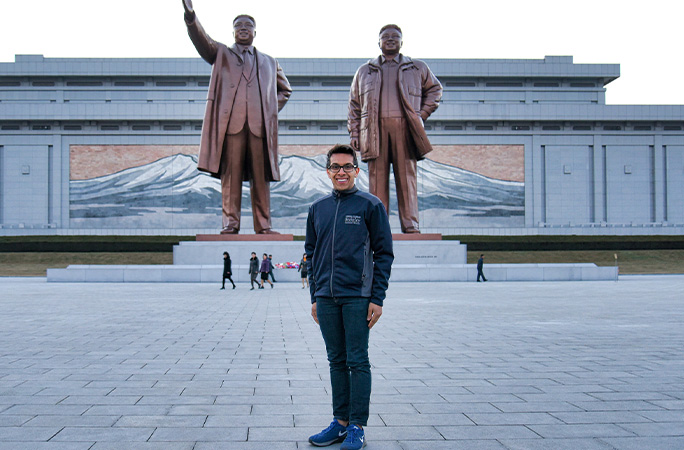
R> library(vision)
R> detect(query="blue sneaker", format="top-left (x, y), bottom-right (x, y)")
top-left (308, 419), bottom-right (347, 447)
top-left (340, 424), bottom-right (366, 449)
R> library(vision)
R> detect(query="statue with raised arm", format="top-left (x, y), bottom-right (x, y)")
top-left (348, 24), bottom-right (442, 233)
top-left (183, 0), bottom-right (292, 234)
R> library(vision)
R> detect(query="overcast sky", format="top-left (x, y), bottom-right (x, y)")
top-left (2, 0), bottom-right (682, 105)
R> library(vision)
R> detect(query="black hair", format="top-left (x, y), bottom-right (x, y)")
top-left (326, 144), bottom-right (358, 168)
top-left (379, 24), bottom-right (402, 35)
top-left (233, 14), bottom-right (256, 26)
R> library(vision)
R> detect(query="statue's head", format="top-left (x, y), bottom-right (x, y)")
top-left (233, 15), bottom-right (256, 46)
top-left (378, 24), bottom-right (402, 57)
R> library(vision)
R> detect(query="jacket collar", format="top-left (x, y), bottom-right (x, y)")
top-left (332, 186), bottom-right (359, 198)
top-left (234, 43), bottom-right (255, 55)
top-left (229, 43), bottom-right (257, 60)
top-left (369, 53), bottom-right (411, 69)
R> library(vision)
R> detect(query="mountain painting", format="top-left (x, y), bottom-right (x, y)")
top-left (69, 145), bottom-right (524, 230)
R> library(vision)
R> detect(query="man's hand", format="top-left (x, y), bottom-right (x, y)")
top-left (311, 302), bottom-right (319, 325)
top-left (367, 303), bottom-right (382, 329)
top-left (350, 137), bottom-right (359, 151)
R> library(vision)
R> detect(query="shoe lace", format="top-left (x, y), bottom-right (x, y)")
top-left (345, 425), bottom-right (362, 442)
top-left (322, 420), bottom-right (340, 434)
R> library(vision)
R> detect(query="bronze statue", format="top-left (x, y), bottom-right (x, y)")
top-left (348, 24), bottom-right (442, 233)
top-left (183, 0), bottom-right (292, 234)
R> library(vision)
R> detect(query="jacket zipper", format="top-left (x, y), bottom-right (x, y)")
top-left (330, 195), bottom-right (341, 298)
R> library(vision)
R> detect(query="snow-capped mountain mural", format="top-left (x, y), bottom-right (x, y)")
top-left (69, 154), bottom-right (524, 229)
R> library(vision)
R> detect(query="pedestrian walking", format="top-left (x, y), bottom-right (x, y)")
top-left (248, 252), bottom-right (259, 290)
top-left (221, 251), bottom-right (236, 289)
top-left (268, 254), bottom-right (277, 282)
top-left (299, 253), bottom-right (309, 289)
top-left (477, 254), bottom-right (487, 282)
top-left (260, 253), bottom-right (274, 289)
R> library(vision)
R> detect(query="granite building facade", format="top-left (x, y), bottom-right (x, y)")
top-left (1, 54), bottom-right (683, 235)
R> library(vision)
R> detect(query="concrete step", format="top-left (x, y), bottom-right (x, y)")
top-left (47, 263), bottom-right (618, 282)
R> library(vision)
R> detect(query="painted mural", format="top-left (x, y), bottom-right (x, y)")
top-left (69, 145), bottom-right (524, 230)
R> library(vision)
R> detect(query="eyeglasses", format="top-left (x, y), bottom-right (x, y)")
top-left (327, 163), bottom-right (357, 173)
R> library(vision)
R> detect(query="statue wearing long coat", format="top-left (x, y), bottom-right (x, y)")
top-left (186, 15), bottom-right (292, 182)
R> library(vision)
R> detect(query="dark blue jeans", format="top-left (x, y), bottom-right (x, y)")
top-left (316, 296), bottom-right (371, 427)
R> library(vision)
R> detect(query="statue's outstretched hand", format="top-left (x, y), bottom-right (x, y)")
top-left (183, 0), bottom-right (194, 16)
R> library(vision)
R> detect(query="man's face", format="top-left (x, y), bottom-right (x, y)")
top-left (379, 28), bottom-right (402, 56)
top-left (233, 16), bottom-right (256, 46)
top-left (327, 153), bottom-right (359, 191)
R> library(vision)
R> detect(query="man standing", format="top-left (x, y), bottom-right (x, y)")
top-left (477, 254), bottom-right (487, 282)
top-left (183, 0), bottom-right (292, 234)
top-left (306, 144), bottom-right (394, 449)
top-left (348, 24), bottom-right (442, 233)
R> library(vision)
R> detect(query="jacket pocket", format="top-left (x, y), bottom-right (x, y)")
top-left (408, 86), bottom-right (421, 97)
top-left (408, 87), bottom-right (422, 112)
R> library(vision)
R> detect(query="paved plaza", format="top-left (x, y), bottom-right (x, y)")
top-left (1, 276), bottom-right (683, 449)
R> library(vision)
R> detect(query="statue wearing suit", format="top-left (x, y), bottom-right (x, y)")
top-left (183, 0), bottom-right (292, 234)
top-left (349, 24), bottom-right (442, 233)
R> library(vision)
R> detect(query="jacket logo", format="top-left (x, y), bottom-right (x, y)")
top-left (345, 215), bottom-right (361, 225)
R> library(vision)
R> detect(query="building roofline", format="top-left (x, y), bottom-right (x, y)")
top-left (1, 54), bottom-right (619, 83)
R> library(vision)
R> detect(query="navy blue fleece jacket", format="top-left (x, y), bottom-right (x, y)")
top-left (305, 186), bottom-right (394, 306)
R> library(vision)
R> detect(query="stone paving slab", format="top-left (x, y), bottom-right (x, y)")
top-left (1, 275), bottom-right (684, 448)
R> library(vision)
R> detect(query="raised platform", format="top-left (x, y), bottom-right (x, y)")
top-left (392, 233), bottom-right (443, 241)
top-left (46, 236), bottom-right (617, 282)
top-left (195, 233), bottom-right (439, 242)
top-left (171, 238), bottom-right (465, 267)
top-left (196, 234), bottom-right (294, 241)
top-left (47, 263), bottom-right (617, 283)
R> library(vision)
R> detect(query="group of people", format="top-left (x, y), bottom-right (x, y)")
top-left (221, 252), bottom-right (311, 290)
top-left (221, 252), bottom-right (276, 290)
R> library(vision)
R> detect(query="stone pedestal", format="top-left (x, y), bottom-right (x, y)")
top-left (172, 234), bottom-right (466, 267)
top-left (46, 234), bottom-right (618, 282)
top-left (196, 234), bottom-right (294, 241)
